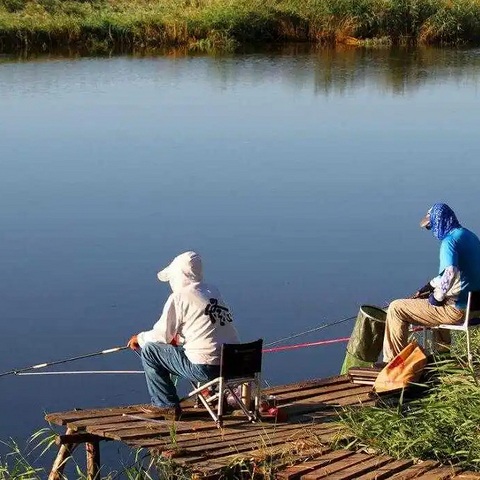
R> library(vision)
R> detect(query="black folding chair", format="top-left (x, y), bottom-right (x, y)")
top-left (184, 339), bottom-right (263, 428)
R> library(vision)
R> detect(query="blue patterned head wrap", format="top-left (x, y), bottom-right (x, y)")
top-left (428, 203), bottom-right (461, 240)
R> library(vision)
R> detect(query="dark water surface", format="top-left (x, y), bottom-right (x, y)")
top-left (1, 47), bottom-right (480, 457)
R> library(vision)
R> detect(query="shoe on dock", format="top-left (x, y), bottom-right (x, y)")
top-left (140, 404), bottom-right (182, 420)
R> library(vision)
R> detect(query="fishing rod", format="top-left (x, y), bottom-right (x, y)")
top-left (0, 346), bottom-right (129, 378)
top-left (265, 300), bottom-right (394, 348)
top-left (16, 370), bottom-right (144, 375)
top-left (263, 336), bottom-right (350, 353)
top-left (264, 314), bottom-right (357, 347)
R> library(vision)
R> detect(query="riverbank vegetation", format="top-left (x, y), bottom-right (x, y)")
top-left (337, 331), bottom-right (480, 471)
top-left (1, 0), bottom-right (480, 53)
top-left (0, 433), bottom-right (161, 479)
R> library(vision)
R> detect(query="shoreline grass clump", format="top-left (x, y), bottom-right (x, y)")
top-left (1, 0), bottom-right (480, 53)
top-left (337, 331), bottom-right (480, 471)
top-left (0, 430), bottom-right (163, 479)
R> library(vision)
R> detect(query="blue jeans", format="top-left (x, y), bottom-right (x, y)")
top-left (141, 343), bottom-right (220, 408)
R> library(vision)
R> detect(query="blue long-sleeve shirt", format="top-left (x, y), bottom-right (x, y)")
top-left (429, 227), bottom-right (480, 309)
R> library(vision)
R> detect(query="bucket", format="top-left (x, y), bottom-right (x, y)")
top-left (340, 305), bottom-right (387, 374)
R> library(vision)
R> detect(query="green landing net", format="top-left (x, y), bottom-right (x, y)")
top-left (340, 305), bottom-right (386, 374)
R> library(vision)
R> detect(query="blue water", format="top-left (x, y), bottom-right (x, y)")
top-left (1, 48), bottom-right (480, 453)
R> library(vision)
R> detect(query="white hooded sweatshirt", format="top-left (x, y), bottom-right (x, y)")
top-left (137, 252), bottom-right (239, 365)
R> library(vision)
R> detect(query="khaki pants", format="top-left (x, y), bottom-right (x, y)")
top-left (383, 299), bottom-right (464, 362)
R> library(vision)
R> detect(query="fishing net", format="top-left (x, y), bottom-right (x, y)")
top-left (340, 305), bottom-right (387, 374)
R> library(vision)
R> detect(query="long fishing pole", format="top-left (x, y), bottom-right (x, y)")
top-left (264, 314), bottom-right (357, 347)
top-left (0, 346), bottom-right (129, 378)
top-left (16, 370), bottom-right (144, 375)
top-left (265, 300), bottom-right (394, 348)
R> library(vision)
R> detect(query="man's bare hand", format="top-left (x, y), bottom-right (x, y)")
top-left (127, 335), bottom-right (140, 351)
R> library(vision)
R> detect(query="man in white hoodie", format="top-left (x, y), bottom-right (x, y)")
top-left (127, 251), bottom-right (239, 414)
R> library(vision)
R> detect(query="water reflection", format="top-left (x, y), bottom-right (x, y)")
top-left (1, 46), bottom-right (479, 96)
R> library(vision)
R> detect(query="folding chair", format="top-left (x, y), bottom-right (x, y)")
top-left (424, 290), bottom-right (480, 368)
top-left (184, 339), bottom-right (263, 428)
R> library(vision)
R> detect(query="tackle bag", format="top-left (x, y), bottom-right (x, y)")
top-left (373, 340), bottom-right (427, 393)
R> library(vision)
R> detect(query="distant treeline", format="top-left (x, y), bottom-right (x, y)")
top-left (1, 0), bottom-right (480, 52)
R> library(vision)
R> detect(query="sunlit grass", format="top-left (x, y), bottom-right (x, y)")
top-left (337, 330), bottom-right (480, 471)
top-left (1, 0), bottom-right (480, 52)
top-left (0, 429), bottom-right (161, 479)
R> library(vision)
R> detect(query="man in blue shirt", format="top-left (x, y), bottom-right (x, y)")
top-left (383, 203), bottom-right (480, 362)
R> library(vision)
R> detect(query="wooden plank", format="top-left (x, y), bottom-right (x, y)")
top-left (171, 428), bottom-right (332, 468)
top-left (130, 421), bottom-right (311, 448)
top-left (332, 392), bottom-right (374, 407)
top-left (280, 391), bottom-right (372, 418)
top-left (176, 426), bottom-right (315, 455)
top-left (388, 460), bottom-right (439, 479)
top-left (355, 459), bottom-right (415, 480)
top-left (176, 425), bottom-right (342, 469)
top-left (127, 422), bottom-right (272, 447)
top-left (271, 447), bottom-right (333, 477)
top-left (67, 415), bottom-right (162, 430)
top-left (154, 424), bottom-right (335, 468)
top-left (281, 385), bottom-right (371, 409)
top-left (66, 408), bottom-right (209, 429)
top-left (276, 450), bottom-right (356, 479)
top-left (301, 452), bottom-right (371, 479)
top-left (200, 446), bottom-right (334, 479)
top-left (130, 421), bottom-right (335, 449)
top-left (56, 433), bottom-right (103, 445)
top-left (87, 418), bottom-right (214, 434)
top-left (263, 376), bottom-right (350, 396)
top-left (150, 423), bottom-right (330, 455)
top-left (289, 411), bottom-right (346, 425)
top-left (176, 424), bottom-right (339, 454)
top-left (46, 405), bottom-right (153, 425)
top-left (275, 382), bottom-right (369, 405)
top-left (414, 466), bottom-right (461, 479)
top-left (320, 455), bottom-right (393, 480)
top-left (45, 404), bottom-right (150, 425)
top-left (453, 473), bottom-right (480, 479)
top-left (90, 418), bottom-right (247, 441)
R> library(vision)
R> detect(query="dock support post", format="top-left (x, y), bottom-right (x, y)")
top-left (86, 440), bottom-right (101, 480)
top-left (49, 428), bottom-right (76, 480)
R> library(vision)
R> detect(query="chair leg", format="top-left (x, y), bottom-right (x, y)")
top-left (466, 328), bottom-right (473, 369)
top-left (217, 377), bottom-right (224, 428)
top-left (196, 390), bottom-right (221, 424)
top-left (254, 373), bottom-right (262, 420)
top-left (422, 327), bottom-right (428, 351)
top-left (226, 384), bottom-right (256, 422)
top-left (193, 382), bottom-right (206, 408)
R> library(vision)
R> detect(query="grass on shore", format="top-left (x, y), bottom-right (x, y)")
top-left (337, 330), bottom-right (480, 471)
top-left (0, 434), bottom-right (163, 479)
top-left (1, 0), bottom-right (480, 53)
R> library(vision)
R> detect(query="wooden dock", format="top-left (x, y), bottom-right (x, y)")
top-left (45, 375), bottom-right (480, 479)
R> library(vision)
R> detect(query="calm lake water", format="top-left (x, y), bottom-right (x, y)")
top-left (1, 46), bottom-right (480, 457)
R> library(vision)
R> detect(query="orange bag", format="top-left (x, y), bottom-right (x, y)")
top-left (373, 341), bottom-right (427, 393)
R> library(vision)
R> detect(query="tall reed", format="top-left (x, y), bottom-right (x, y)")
top-left (337, 330), bottom-right (480, 470)
top-left (1, 0), bottom-right (480, 52)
